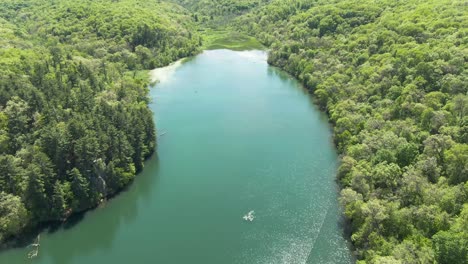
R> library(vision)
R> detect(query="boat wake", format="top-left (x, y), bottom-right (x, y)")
top-left (243, 210), bottom-right (255, 222)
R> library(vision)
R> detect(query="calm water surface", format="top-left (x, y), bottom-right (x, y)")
top-left (0, 50), bottom-right (353, 264)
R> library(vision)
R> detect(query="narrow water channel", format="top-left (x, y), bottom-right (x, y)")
top-left (0, 50), bottom-right (353, 264)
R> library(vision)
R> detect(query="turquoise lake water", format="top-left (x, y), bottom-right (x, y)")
top-left (0, 49), bottom-right (353, 264)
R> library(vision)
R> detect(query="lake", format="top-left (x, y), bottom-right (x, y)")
top-left (0, 49), bottom-right (353, 264)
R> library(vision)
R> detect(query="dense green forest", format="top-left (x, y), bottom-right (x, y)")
top-left (1, 0), bottom-right (467, 263)
top-left (233, 0), bottom-right (468, 263)
top-left (0, 0), bottom-right (199, 244)
top-left (174, 0), bottom-right (265, 27)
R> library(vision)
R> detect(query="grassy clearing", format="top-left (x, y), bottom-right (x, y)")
top-left (200, 29), bottom-right (264, 51)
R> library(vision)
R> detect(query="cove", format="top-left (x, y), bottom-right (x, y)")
top-left (0, 50), bottom-right (353, 263)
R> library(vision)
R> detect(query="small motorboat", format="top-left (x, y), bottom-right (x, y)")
top-left (243, 210), bottom-right (255, 221)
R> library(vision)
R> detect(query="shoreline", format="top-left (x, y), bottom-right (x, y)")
top-left (149, 59), bottom-right (185, 85)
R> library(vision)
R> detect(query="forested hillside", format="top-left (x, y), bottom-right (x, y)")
top-left (0, 0), bottom-right (199, 243)
top-left (174, 0), bottom-right (265, 26)
top-left (233, 0), bottom-right (467, 263)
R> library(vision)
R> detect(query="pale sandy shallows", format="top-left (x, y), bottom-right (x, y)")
top-left (149, 59), bottom-right (183, 84)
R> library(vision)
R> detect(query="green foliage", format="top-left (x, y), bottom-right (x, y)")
top-left (445, 144), bottom-right (468, 184)
top-left (174, 0), bottom-right (265, 27)
top-left (0, 0), bottom-right (200, 243)
top-left (0, 193), bottom-right (27, 242)
top-left (432, 204), bottom-right (468, 264)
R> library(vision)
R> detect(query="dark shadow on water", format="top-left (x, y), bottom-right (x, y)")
top-left (337, 212), bottom-right (357, 262)
top-left (334, 174), bottom-right (357, 262)
top-left (44, 154), bottom-right (160, 264)
top-left (267, 65), bottom-right (332, 127)
top-left (0, 227), bottom-right (45, 251)
top-left (61, 211), bottom-right (87, 230)
top-left (0, 154), bottom-right (161, 264)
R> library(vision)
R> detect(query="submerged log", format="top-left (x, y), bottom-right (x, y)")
top-left (158, 131), bottom-right (167, 138)
top-left (27, 235), bottom-right (40, 259)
